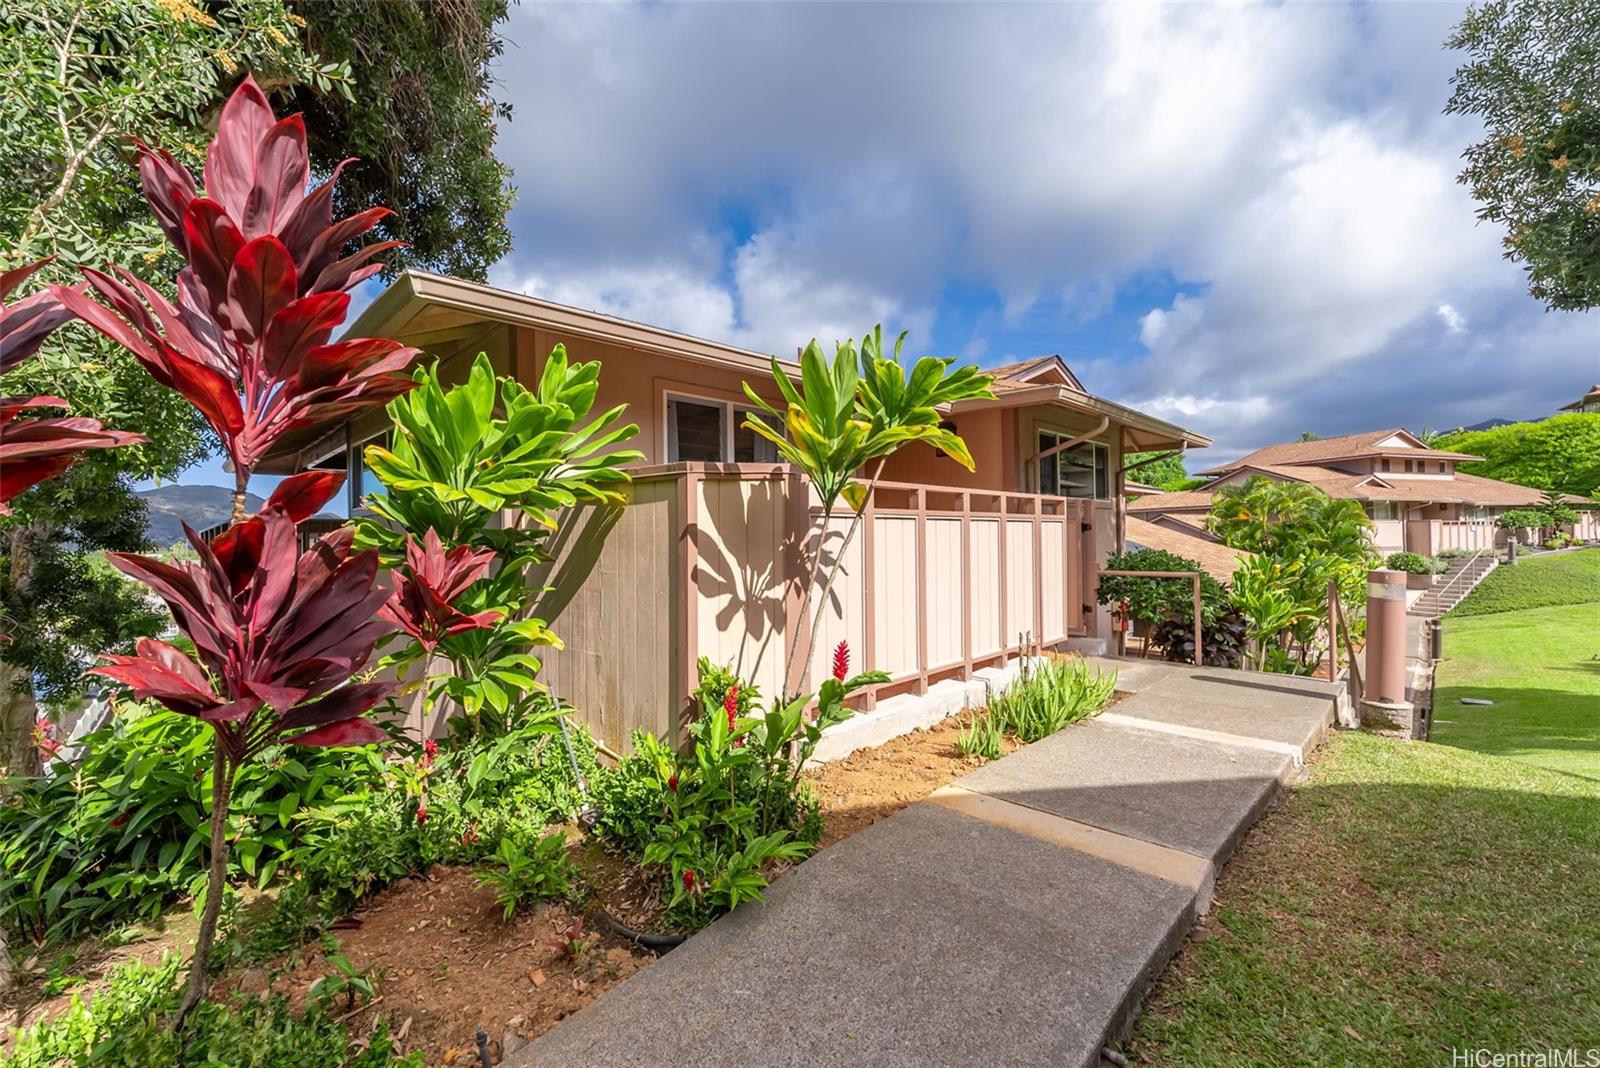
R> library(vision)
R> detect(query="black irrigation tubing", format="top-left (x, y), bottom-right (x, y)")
top-left (597, 908), bottom-right (688, 951)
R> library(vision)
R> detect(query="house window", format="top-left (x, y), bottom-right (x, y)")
top-left (348, 431), bottom-right (389, 514)
top-left (1367, 501), bottom-right (1401, 521)
top-left (667, 397), bottom-right (724, 462)
top-left (1038, 432), bottom-right (1109, 500)
top-left (666, 394), bottom-right (783, 463)
top-left (1438, 462), bottom-right (1447, 474)
top-left (733, 405), bottom-right (780, 463)
top-left (1380, 458), bottom-right (1391, 472)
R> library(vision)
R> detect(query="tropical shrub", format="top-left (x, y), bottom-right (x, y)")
top-left (1207, 478), bottom-right (1375, 559)
top-left (1230, 555), bottom-right (1326, 672)
top-left (960, 659), bottom-right (1117, 753)
top-left (50, 77), bottom-right (418, 1021)
top-left (742, 327), bottom-right (994, 696)
top-left (473, 831), bottom-right (581, 920)
top-left (2, 956), bottom-right (418, 1067)
top-left (596, 651), bottom-right (885, 930)
top-left (0, 705), bottom-right (384, 945)
top-left (355, 351), bottom-right (641, 738)
top-left (1386, 551), bottom-right (1443, 575)
top-left (1150, 609), bottom-right (1249, 668)
top-left (290, 719), bottom-right (597, 909)
top-left (1096, 548), bottom-right (1230, 627)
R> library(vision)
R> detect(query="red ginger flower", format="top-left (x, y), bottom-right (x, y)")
top-left (91, 471), bottom-right (393, 762)
top-left (415, 804), bottom-right (428, 824)
top-left (377, 528), bottom-right (502, 652)
top-left (50, 76), bottom-right (418, 483)
top-left (422, 738), bottom-right (438, 764)
top-left (667, 774), bottom-right (678, 791)
top-left (832, 640), bottom-right (850, 682)
top-left (682, 870), bottom-right (696, 891)
top-left (724, 684), bottom-right (738, 729)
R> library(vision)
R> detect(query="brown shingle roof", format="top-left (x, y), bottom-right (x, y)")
top-left (1560, 385), bottom-right (1600, 411)
top-left (1124, 517), bottom-right (1252, 584)
top-left (1196, 429), bottom-right (1479, 475)
top-left (1129, 463), bottom-right (1586, 513)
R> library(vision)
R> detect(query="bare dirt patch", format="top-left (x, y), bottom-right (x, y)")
top-left (256, 867), bottom-right (654, 1066)
top-left (804, 713), bottom-right (1010, 846)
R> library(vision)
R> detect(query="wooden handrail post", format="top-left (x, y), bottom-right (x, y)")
top-left (1191, 575), bottom-right (1202, 667)
top-left (1326, 579), bottom-right (1338, 682)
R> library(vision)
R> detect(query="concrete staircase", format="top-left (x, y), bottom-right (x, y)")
top-left (1410, 551), bottom-right (1497, 617)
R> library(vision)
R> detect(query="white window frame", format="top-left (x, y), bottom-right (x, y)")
top-left (662, 390), bottom-right (782, 464)
top-left (348, 430), bottom-right (390, 514)
top-left (1367, 501), bottom-right (1401, 521)
top-left (1036, 429), bottom-right (1110, 501)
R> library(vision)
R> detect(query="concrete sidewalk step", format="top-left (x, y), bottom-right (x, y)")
top-left (513, 801), bottom-right (1199, 1068)
top-left (1088, 659), bottom-right (1337, 764)
top-left (954, 719), bottom-right (1291, 878)
top-left (511, 661), bottom-right (1340, 1068)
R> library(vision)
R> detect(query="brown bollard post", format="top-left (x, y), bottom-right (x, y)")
top-left (1362, 567), bottom-right (1415, 734)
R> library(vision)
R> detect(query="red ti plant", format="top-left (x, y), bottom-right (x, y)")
top-left (377, 528), bottom-right (502, 653)
top-left (0, 260), bottom-right (145, 514)
top-left (52, 76), bottom-right (418, 522)
top-left (53, 76), bottom-right (422, 1026)
top-left (93, 469), bottom-right (393, 1017)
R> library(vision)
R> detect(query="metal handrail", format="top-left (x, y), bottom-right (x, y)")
top-left (1424, 546), bottom-right (1495, 618)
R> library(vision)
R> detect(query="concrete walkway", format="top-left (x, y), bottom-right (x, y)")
top-left (512, 661), bottom-right (1339, 1068)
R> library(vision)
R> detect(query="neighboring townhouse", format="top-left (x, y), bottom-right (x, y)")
top-left (1127, 427), bottom-right (1597, 556)
top-left (1123, 516), bottom-right (1252, 585)
top-left (258, 271), bottom-right (1208, 750)
top-left (1559, 385), bottom-right (1600, 414)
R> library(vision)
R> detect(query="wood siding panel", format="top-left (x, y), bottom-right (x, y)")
top-left (969, 518), bottom-right (1002, 657)
top-left (1040, 518), bottom-right (1066, 641)
top-left (1004, 519), bottom-right (1035, 645)
top-left (925, 517), bottom-right (964, 667)
top-left (872, 516), bottom-right (918, 677)
top-left (694, 478), bottom-right (788, 698)
top-left (528, 478), bottom-right (677, 752)
top-left (809, 513), bottom-right (867, 684)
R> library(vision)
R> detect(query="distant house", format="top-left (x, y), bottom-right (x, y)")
top-left (1559, 385), bottom-right (1600, 414)
top-left (1128, 427), bottom-right (1597, 556)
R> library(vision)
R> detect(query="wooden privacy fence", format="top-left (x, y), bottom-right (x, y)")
top-left (531, 463), bottom-right (1100, 752)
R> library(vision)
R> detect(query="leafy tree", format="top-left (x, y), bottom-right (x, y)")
top-left (1125, 451), bottom-right (1194, 491)
top-left (286, 0), bottom-right (515, 280)
top-left (1446, 0), bottom-right (1600, 310)
top-left (1096, 547), bottom-right (1229, 627)
top-left (1433, 413), bottom-right (1600, 496)
top-left (1207, 477), bottom-right (1375, 561)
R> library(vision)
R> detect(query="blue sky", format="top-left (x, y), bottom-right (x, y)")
top-left (167, 1), bottom-right (1597, 491)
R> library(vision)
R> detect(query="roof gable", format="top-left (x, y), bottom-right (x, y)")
top-left (986, 354), bottom-right (1084, 391)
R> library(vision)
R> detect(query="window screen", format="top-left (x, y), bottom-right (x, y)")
top-left (733, 406), bottom-right (780, 462)
top-left (1038, 433), bottom-right (1108, 499)
top-left (668, 398), bottom-right (724, 462)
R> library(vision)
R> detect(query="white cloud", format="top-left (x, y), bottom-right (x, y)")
top-left (477, 1), bottom-right (1594, 457)
top-left (1437, 303), bottom-right (1467, 334)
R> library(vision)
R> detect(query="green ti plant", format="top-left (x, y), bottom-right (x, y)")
top-left (741, 326), bottom-right (994, 698)
top-left (355, 350), bottom-right (642, 738)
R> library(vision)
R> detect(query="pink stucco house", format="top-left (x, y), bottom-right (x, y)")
top-left (260, 272), bottom-right (1208, 750)
top-left (1128, 427), bottom-right (1598, 556)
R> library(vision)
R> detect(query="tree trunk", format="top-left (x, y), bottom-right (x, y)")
top-left (231, 469), bottom-right (248, 525)
top-left (0, 660), bottom-right (42, 785)
top-left (174, 746), bottom-right (232, 1030)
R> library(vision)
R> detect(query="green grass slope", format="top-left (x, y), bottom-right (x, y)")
top-left (1449, 548), bottom-right (1600, 617)
top-left (1131, 601), bottom-right (1600, 1063)
top-left (1432, 602), bottom-right (1600, 781)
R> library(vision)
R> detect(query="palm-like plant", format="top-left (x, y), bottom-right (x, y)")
top-left (355, 349), bottom-right (642, 736)
top-left (742, 326), bottom-right (994, 697)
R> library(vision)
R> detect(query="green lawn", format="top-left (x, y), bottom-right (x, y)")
top-left (1432, 603), bottom-right (1600, 781)
top-left (1129, 601), bottom-right (1600, 1063)
top-left (1449, 547), bottom-right (1600, 617)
